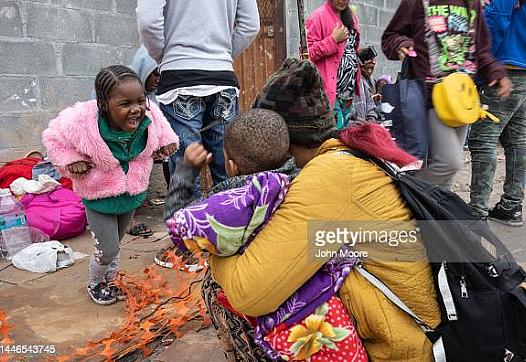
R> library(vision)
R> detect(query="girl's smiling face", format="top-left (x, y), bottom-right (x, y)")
top-left (105, 79), bottom-right (147, 132)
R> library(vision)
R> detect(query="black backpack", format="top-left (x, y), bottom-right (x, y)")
top-left (343, 149), bottom-right (526, 362)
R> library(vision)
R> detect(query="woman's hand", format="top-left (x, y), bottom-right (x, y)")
top-left (490, 77), bottom-right (513, 99)
top-left (332, 23), bottom-right (349, 43)
top-left (67, 161), bottom-right (93, 175)
top-left (397, 46), bottom-right (414, 61)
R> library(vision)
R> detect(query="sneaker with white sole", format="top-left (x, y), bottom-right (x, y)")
top-left (154, 245), bottom-right (204, 272)
top-left (107, 284), bottom-right (127, 301)
top-left (488, 201), bottom-right (523, 227)
top-left (87, 283), bottom-right (117, 305)
top-left (182, 255), bottom-right (205, 272)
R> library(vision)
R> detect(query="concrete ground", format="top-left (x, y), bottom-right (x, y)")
top-left (0, 150), bottom-right (524, 362)
top-left (0, 203), bottom-right (226, 362)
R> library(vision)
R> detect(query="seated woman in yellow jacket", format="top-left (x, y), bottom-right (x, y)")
top-left (186, 59), bottom-right (440, 361)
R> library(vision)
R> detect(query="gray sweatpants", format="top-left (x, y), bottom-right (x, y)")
top-left (417, 109), bottom-right (469, 189)
top-left (86, 208), bottom-right (134, 287)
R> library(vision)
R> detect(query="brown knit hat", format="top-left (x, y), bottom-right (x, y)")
top-left (252, 58), bottom-right (335, 148)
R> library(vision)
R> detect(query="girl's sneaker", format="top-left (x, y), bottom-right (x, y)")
top-left (87, 283), bottom-right (117, 305)
top-left (107, 284), bottom-right (127, 301)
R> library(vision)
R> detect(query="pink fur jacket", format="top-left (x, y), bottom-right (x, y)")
top-left (42, 100), bottom-right (179, 200)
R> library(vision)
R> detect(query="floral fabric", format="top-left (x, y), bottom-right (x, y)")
top-left (254, 250), bottom-right (359, 360)
top-left (166, 172), bottom-right (290, 256)
top-left (265, 296), bottom-right (368, 362)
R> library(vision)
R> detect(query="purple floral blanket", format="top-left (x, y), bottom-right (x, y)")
top-left (166, 172), bottom-right (290, 256)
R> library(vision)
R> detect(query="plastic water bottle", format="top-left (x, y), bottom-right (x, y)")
top-left (0, 189), bottom-right (30, 259)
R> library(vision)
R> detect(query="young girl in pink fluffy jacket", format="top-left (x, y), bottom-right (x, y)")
top-left (43, 65), bottom-right (179, 305)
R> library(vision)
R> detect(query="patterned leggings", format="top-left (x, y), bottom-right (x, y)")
top-left (201, 270), bottom-right (273, 362)
top-left (86, 208), bottom-right (134, 287)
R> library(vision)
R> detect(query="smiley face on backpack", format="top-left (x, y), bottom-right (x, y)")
top-left (432, 73), bottom-right (499, 127)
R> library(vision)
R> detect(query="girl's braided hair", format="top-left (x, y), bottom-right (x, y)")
top-left (94, 65), bottom-right (142, 116)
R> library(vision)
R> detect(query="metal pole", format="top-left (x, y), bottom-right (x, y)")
top-left (297, 0), bottom-right (309, 60)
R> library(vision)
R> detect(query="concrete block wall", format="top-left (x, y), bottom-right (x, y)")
top-left (0, 0), bottom-right (139, 161)
top-left (286, 0), bottom-right (402, 77)
top-left (0, 0), bottom-right (402, 161)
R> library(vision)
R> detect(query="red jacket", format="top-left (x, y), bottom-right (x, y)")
top-left (0, 158), bottom-right (72, 191)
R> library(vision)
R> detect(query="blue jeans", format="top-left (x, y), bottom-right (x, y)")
top-left (468, 71), bottom-right (526, 216)
top-left (160, 88), bottom-right (239, 198)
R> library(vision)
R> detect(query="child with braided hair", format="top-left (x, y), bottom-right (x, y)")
top-left (43, 65), bottom-right (178, 305)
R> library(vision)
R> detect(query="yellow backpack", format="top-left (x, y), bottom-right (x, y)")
top-left (432, 73), bottom-right (500, 127)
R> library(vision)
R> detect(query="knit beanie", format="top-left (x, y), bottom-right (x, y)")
top-left (252, 58), bottom-right (335, 148)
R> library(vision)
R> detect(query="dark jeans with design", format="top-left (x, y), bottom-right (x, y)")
top-left (468, 71), bottom-right (526, 216)
top-left (160, 89), bottom-right (239, 199)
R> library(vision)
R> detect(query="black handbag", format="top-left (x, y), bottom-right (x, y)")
top-left (381, 60), bottom-right (429, 161)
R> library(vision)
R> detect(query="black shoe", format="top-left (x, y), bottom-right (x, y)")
top-left (107, 284), bottom-right (127, 301)
top-left (87, 283), bottom-right (117, 305)
top-left (488, 201), bottom-right (523, 227)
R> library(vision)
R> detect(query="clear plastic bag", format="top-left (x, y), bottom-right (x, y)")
top-left (28, 226), bottom-right (50, 243)
top-left (11, 240), bottom-right (75, 273)
top-left (0, 226), bottom-right (31, 259)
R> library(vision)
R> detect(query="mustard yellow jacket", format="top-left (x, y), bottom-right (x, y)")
top-left (209, 139), bottom-right (441, 361)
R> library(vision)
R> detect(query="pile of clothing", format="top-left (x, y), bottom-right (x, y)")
top-left (0, 156), bottom-right (87, 242)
